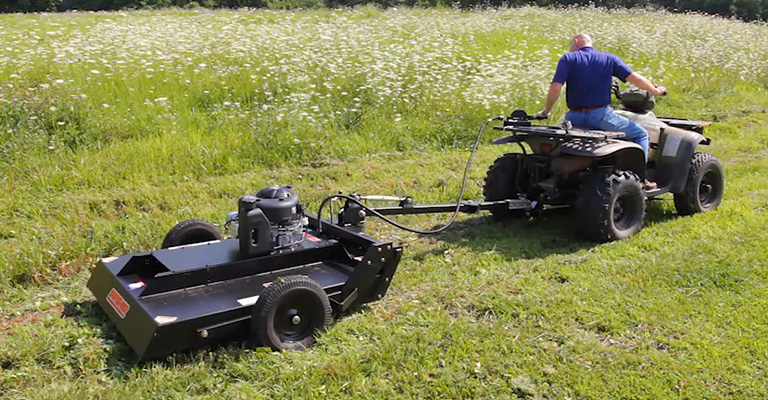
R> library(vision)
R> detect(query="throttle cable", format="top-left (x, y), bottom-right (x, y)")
top-left (317, 115), bottom-right (504, 234)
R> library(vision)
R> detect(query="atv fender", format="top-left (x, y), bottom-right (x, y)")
top-left (615, 110), bottom-right (709, 192)
top-left (559, 139), bottom-right (646, 179)
top-left (655, 125), bottom-right (708, 192)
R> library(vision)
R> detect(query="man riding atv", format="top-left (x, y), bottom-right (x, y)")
top-left (535, 33), bottom-right (666, 189)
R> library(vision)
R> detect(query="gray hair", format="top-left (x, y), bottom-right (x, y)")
top-left (570, 33), bottom-right (593, 51)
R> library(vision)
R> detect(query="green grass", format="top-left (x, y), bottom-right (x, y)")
top-left (1, 6), bottom-right (768, 399)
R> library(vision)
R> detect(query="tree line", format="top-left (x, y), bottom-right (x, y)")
top-left (3, 0), bottom-right (768, 21)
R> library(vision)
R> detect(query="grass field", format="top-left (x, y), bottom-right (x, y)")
top-left (1, 6), bottom-right (768, 399)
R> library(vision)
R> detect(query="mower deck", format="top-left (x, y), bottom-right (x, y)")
top-left (88, 214), bottom-right (402, 359)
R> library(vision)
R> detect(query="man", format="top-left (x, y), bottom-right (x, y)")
top-left (535, 33), bottom-right (665, 189)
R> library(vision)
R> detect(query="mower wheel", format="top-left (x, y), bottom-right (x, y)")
top-left (483, 153), bottom-right (528, 221)
top-left (674, 152), bottom-right (724, 215)
top-left (576, 170), bottom-right (646, 242)
top-left (251, 275), bottom-right (331, 351)
top-left (161, 218), bottom-right (223, 248)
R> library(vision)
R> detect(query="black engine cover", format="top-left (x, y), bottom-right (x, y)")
top-left (238, 185), bottom-right (303, 259)
top-left (254, 185), bottom-right (301, 225)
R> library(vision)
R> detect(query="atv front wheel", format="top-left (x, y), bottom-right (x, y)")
top-left (251, 275), bottom-right (331, 351)
top-left (161, 218), bottom-right (223, 248)
top-left (483, 153), bottom-right (528, 221)
top-left (673, 152), bottom-right (724, 215)
top-left (576, 170), bottom-right (646, 241)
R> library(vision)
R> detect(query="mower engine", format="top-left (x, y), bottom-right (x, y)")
top-left (227, 185), bottom-right (306, 258)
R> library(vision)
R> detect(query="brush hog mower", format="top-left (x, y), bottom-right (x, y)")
top-left (88, 185), bottom-right (403, 358)
top-left (88, 183), bottom-right (538, 358)
top-left (89, 86), bottom-right (723, 358)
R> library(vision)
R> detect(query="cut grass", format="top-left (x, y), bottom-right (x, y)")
top-left (1, 6), bottom-right (768, 400)
top-left (2, 135), bottom-right (768, 398)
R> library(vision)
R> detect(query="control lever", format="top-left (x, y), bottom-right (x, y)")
top-left (561, 120), bottom-right (573, 133)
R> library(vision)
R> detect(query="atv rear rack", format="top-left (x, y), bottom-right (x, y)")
top-left (492, 125), bottom-right (626, 145)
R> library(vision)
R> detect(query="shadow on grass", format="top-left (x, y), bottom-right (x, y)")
top-left (645, 198), bottom-right (680, 225)
top-left (62, 300), bottom-right (273, 373)
top-left (420, 200), bottom-right (682, 261)
top-left (418, 208), bottom-right (594, 261)
top-left (61, 301), bottom-right (140, 377)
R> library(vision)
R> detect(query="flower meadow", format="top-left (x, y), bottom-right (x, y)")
top-left (2, 7), bottom-right (768, 168)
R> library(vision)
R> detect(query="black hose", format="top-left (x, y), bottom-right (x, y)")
top-left (317, 116), bottom-right (503, 234)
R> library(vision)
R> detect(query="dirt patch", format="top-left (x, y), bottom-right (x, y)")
top-left (23, 259), bottom-right (91, 286)
top-left (0, 303), bottom-right (65, 334)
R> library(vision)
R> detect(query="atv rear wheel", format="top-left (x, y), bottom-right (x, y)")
top-left (161, 218), bottom-right (223, 248)
top-left (483, 153), bottom-right (528, 221)
top-left (576, 170), bottom-right (646, 242)
top-left (251, 275), bottom-right (331, 351)
top-left (673, 152), bottom-right (724, 215)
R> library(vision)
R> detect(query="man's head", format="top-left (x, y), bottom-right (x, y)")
top-left (569, 33), bottom-right (593, 52)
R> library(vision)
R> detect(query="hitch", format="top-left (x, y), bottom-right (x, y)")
top-left (335, 194), bottom-right (533, 233)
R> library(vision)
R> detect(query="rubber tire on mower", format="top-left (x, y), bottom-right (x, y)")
top-left (483, 153), bottom-right (528, 221)
top-left (576, 170), bottom-right (646, 242)
top-left (161, 218), bottom-right (223, 248)
top-left (673, 152), bottom-right (724, 216)
top-left (251, 275), bottom-right (332, 351)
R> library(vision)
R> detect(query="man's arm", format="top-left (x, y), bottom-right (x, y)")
top-left (626, 72), bottom-right (666, 96)
top-left (536, 82), bottom-right (563, 118)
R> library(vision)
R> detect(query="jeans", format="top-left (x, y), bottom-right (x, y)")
top-left (565, 106), bottom-right (649, 157)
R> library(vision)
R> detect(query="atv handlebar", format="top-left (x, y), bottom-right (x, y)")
top-left (613, 79), bottom-right (667, 99)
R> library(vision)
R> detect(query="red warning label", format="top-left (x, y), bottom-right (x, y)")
top-left (305, 234), bottom-right (321, 242)
top-left (106, 288), bottom-right (130, 319)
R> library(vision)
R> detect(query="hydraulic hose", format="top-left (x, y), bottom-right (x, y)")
top-left (317, 115), bottom-right (504, 234)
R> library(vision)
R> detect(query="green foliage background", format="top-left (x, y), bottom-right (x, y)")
top-left (5, 0), bottom-right (768, 20)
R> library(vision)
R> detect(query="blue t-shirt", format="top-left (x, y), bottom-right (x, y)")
top-left (552, 46), bottom-right (633, 110)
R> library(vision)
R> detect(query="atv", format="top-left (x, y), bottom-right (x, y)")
top-left (483, 86), bottom-right (724, 241)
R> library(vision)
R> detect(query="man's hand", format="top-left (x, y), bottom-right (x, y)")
top-left (627, 73), bottom-right (667, 97)
top-left (539, 82), bottom-right (563, 120)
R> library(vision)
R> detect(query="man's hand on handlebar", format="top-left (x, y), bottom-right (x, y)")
top-left (533, 110), bottom-right (549, 120)
top-left (653, 85), bottom-right (667, 96)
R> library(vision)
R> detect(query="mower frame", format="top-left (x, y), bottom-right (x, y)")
top-left (88, 213), bottom-right (402, 359)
